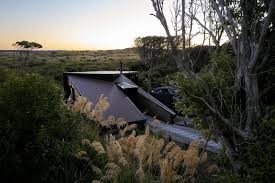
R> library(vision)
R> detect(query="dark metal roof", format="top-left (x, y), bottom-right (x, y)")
top-left (64, 71), bottom-right (176, 123)
top-left (64, 71), bottom-right (138, 75)
top-left (65, 71), bottom-right (138, 82)
top-left (68, 75), bottom-right (146, 123)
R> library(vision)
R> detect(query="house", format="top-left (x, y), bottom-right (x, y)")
top-left (63, 71), bottom-right (177, 124)
top-left (63, 71), bottom-right (221, 153)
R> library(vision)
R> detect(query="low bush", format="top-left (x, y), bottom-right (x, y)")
top-left (0, 71), bottom-right (98, 183)
top-left (240, 108), bottom-right (275, 182)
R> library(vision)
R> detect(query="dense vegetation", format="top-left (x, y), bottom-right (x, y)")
top-left (0, 49), bottom-right (140, 83)
top-left (175, 49), bottom-right (275, 181)
top-left (0, 71), bottom-right (100, 182)
top-left (0, 70), bottom-right (213, 182)
top-left (0, 0), bottom-right (274, 179)
top-left (149, 0), bottom-right (275, 181)
top-left (135, 36), bottom-right (212, 90)
top-left (0, 38), bottom-right (274, 182)
top-left (135, 36), bottom-right (275, 181)
top-left (68, 96), bottom-right (212, 183)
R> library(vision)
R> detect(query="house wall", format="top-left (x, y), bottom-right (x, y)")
top-left (129, 92), bottom-right (175, 123)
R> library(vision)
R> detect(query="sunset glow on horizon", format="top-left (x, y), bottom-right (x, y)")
top-left (0, 0), bottom-right (174, 50)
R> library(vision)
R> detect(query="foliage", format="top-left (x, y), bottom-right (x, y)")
top-left (241, 108), bottom-right (275, 182)
top-left (138, 63), bottom-right (177, 89)
top-left (89, 129), bottom-right (208, 183)
top-left (14, 40), bottom-right (42, 49)
top-left (176, 49), bottom-right (234, 128)
top-left (176, 48), bottom-right (275, 180)
top-left (0, 71), bottom-right (98, 182)
top-left (151, 0), bottom-right (275, 177)
top-left (69, 96), bottom-right (211, 183)
top-left (135, 36), bottom-right (171, 67)
top-left (215, 112), bottom-right (275, 182)
top-left (135, 36), bottom-right (176, 90)
top-left (135, 36), bottom-right (213, 89)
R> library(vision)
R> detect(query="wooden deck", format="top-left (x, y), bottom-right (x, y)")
top-left (146, 116), bottom-right (221, 153)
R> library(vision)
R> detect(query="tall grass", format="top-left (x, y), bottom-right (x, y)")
top-left (69, 96), bottom-right (211, 183)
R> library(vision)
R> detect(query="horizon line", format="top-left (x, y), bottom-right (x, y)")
top-left (0, 47), bottom-right (136, 52)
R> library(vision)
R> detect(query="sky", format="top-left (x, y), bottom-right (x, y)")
top-left (0, 0), bottom-right (173, 50)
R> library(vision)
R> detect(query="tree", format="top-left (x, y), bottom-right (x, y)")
top-left (135, 36), bottom-right (169, 91)
top-left (150, 0), bottom-right (183, 69)
top-left (150, 0), bottom-right (275, 171)
top-left (12, 41), bottom-right (42, 64)
top-left (184, 0), bottom-right (224, 48)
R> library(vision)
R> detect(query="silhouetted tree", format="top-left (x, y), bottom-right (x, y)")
top-left (12, 41), bottom-right (42, 65)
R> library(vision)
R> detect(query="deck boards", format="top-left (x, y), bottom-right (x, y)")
top-left (146, 117), bottom-right (221, 153)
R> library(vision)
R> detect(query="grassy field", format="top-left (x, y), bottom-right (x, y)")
top-left (0, 48), bottom-right (141, 83)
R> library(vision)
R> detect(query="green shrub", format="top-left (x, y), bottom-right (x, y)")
top-left (28, 60), bottom-right (46, 67)
top-left (176, 49), bottom-right (275, 181)
top-left (242, 108), bottom-right (275, 182)
top-left (138, 63), bottom-right (177, 90)
top-left (176, 49), bottom-right (234, 124)
top-left (0, 72), bottom-right (98, 182)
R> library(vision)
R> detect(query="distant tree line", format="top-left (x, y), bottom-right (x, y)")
top-left (135, 36), bottom-right (214, 90)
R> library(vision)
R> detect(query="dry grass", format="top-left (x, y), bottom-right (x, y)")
top-left (70, 96), bottom-right (211, 183)
top-left (68, 95), bottom-right (137, 137)
top-left (91, 127), bottom-right (207, 183)
top-left (0, 49), bottom-right (140, 66)
top-left (0, 49), bottom-right (140, 84)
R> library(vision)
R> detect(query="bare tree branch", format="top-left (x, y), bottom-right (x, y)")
top-left (178, 85), bottom-right (250, 139)
top-left (185, 12), bottom-right (220, 46)
top-left (209, 0), bottom-right (238, 54)
top-left (252, 0), bottom-right (275, 71)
